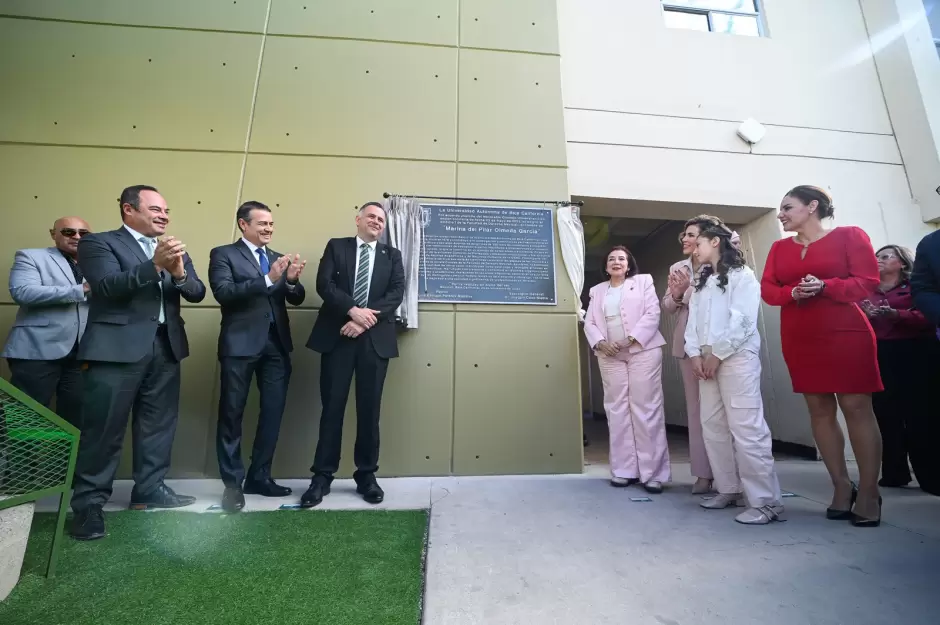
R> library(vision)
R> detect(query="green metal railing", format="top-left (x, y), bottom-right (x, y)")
top-left (0, 377), bottom-right (80, 578)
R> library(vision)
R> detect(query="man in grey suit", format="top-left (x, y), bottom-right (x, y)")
top-left (2, 217), bottom-right (91, 428)
top-left (69, 185), bottom-right (206, 541)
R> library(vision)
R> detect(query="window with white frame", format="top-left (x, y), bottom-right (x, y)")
top-left (662, 1), bottom-right (763, 37)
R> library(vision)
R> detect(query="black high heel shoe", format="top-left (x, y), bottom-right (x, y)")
top-left (851, 496), bottom-right (882, 528)
top-left (826, 482), bottom-right (858, 520)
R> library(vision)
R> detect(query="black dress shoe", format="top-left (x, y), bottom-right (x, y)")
top-left (129, 483), bottom-right (197, 510)
top-left (70, 505), bottom-right (106, 541)
top-left (826, 482), bottom-right (858, 520)
top-left (222, 486), bottom-right (246, 513)
top-left (356, 475), bottom-right (385, 504)
top-left (300, 477), bottom-right (331, 509)
top-left (244, 478), bottom-right (292, 498)
top-left (851, 496), bottom-right (883, 528)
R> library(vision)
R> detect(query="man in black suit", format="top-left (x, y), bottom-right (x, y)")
top-left (69, 185), bottom-right (206, 540)
top-left (301, 202), bottom-right (405, 507)
top-left (208, 201), bottom-right (307, 512)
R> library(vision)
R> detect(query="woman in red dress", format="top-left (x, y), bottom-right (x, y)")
top-left (761, 186), bottom-right (883, 527)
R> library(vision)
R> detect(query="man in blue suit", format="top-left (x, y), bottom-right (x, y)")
top-left (208, 201), bottom-right (307, 513)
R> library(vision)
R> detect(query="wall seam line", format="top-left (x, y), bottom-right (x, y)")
top-left (449, 0), bottom-right (462, 477)
top-left (853, 0), bottom-right (916, 204)
top-left (566, 140), bottom-right (906, 167)
top-left (563, 106), bottom-right (897, 137)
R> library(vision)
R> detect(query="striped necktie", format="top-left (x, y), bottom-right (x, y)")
top-left (353, 243), bottom-right (370, 307)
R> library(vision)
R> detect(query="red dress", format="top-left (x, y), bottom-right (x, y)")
top-left (761, 226), bottom-right (882, 394)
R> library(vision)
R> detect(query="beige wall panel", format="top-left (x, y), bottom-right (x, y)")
top-left (361, 310), bottom-right (455, 476)
top-left (458, 49), bottom-right (566, 167)
top-left (0, 0), bottom-right (269, 32)
top-left (202, 309), bottom-right (455, 479)
top-left (454, 163), bottom-right (575, 314)
top-left (249, 37), bottom-right (458, 160)
top-left (453, 312), bottom-right (582, 474)
top-left (0, 145), bottom-right (245, 305)
top-left (267, 0), bottom-right (459, 46)
top-left (460, 0), bottom-right (559, 54)
top-left (239, 154), bottom-right (457, 308)
top-left (0, 19), bottom-right (260, 151)
top-left (114, 308), bottom-right (222, 479)
top-left (0, 306), bottom-right (16, 381)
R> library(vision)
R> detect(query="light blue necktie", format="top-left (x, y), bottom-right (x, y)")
top-left (139, 236), bottom-right (165, 324)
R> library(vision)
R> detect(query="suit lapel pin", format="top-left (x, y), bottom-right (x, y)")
top-left (381, 249), bottom-right (386, 255)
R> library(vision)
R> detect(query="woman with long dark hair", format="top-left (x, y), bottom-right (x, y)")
top-left (584, 246), bottom-right (671, 493)
top-left (686, 224), bottom-right (784, 524)
top-left (761, 186), bottom-right (883, 527)
top-left (861, 245), bottom-right (940, 493)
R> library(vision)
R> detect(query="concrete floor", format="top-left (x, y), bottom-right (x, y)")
top-left (32, 429), bottom-right (940, 625)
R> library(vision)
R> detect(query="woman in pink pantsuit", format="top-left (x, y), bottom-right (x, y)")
top-left (662, 215), bottom-right (722, 494)
top-left (585, 246), bottom-right (671, 494)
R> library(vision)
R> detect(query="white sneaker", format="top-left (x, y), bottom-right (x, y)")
top-left (700, 493), bottom-right (745, 509)
top-left (735, 504), bottom-right (786, 525)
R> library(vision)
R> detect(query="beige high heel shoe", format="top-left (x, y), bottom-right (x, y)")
top-left (691, 478), bottom-right (713, 495)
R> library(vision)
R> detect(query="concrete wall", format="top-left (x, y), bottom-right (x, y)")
top-left (558, 0), bottom-right (937, 448)
top-left (0, 0), bottom-right (583, 478)
top-left (858, 0), bottom-right (940, 222)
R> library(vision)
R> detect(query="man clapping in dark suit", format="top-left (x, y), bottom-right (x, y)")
top-left (301, 202), bottom-right (404, 507)
top-left (208, 201), bottom-right (307, 512)
top-left (70, 185), bottom-right (206, 541)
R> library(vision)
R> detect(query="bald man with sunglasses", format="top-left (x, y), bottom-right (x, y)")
top-left (2, 217), bottom-right (92, 429)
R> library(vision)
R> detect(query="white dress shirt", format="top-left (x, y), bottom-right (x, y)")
top-left (241, 237), bottom-right (275, 288)
top-left (124, 224), bottom-right (167, 323)
top-left (354, 236), bottom-right (377, 304)
top-left (684, 266), bottom-right (761, 360)
top-left (241, 237), bottom-right (296, 291)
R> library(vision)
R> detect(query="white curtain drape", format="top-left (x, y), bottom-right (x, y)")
top-left (382, 196), bottom-right (423, 329)
top-left (556, 204), bottom-right (586, 321)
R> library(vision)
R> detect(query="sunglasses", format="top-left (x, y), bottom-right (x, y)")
top-left (876, 253), bottom-right (898, 261)
top-left (58, 228), bottom-right (90, 238)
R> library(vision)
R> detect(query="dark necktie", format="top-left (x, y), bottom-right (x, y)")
top-left (354, 244), bottom-right (370, 307)
top-left (256, 248), bottom-right (270, 275)
top-left (61, 251), bottom-right (83, 284)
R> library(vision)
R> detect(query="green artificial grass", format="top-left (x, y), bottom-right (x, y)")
top-left (0, 509), bottom-right (428, 625)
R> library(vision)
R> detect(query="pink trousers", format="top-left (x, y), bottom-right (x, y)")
top-left (597, 348), bottom-right (672, 483)
top-left (679, 357), bottom-right (713, 480)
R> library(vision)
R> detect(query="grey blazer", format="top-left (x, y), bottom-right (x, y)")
top-left (1, 247), bottom-right (89, 360)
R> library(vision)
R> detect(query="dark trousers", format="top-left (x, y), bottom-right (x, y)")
top-left (216, 326), bottom-right (291, 487)
top-left (71, 328), bottom-right (180, 512)
top-left (872, 337), bottom-right (940, 495)
top-left (7, 346), bottom-right (83, 429)
top-left (312, 335), bottom-right (388, 482)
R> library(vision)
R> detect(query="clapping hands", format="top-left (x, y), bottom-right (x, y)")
top-left (668, 268), bottom-right (691, 301)
top-left (154, 236), bottom-right (186, 279)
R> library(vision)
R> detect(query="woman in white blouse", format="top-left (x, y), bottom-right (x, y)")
top-left (685, 224), bottom-right (785, 525)
top-left (585, 246), bottom-right (671, 494)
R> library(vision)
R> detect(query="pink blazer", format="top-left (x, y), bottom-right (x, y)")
top-left (584, 274), bottom-right (667, 354)
top-left (662, 258), bottom-right (695, 359)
